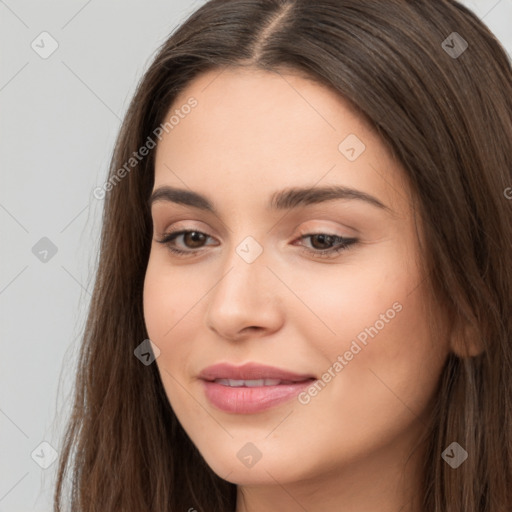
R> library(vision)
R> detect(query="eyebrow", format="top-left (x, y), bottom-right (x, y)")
top-left (148, 184), bottom-right (391, 214)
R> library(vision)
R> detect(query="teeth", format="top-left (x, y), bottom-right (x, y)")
top-left (215, 378), bottom-right (283, 387)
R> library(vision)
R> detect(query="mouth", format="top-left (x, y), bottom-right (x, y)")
top-left (198, 361), bottom-right (316, 382)
top-left (212, 378), bottom-right (303, 387)
top-left (198, 362), bottom-right (317, 414)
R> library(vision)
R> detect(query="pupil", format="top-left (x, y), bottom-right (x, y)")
top-left (186, 231), bottom-right (205, 248)
top-left (312, 234), bottom-right (333, 250)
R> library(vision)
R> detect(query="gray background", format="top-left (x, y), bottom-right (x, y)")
top-left (1, 1), bottom-right (510, 510)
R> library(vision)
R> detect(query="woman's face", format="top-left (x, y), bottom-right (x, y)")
top-left (143, 67), bottom-right (450, 491)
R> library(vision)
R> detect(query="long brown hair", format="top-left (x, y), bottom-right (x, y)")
top-left (54, 1), bottom-right (512, 510)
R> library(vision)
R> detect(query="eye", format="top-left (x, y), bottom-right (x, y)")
top-left (156, 229), bottom-right (358, 259)
top-left (156, 229), bottom-right (217, 257)
top-left (293, 232), bottom-right (358, 259)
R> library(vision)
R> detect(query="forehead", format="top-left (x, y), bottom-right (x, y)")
top-left (163, 66), bottom-right (373, 147)
top-left (153, 67), bottom-right (408, 216)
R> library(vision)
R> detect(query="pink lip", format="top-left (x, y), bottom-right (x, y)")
top-left (199, 362), bottom-right (316, 414)
top-left (199, 362), bottom-right (315, 382)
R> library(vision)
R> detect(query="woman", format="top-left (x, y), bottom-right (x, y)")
top-left (54, 1), bottom-right (512, 510)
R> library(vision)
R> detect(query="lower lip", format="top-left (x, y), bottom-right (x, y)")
top-left (201, 379), bottom-right (315, 414)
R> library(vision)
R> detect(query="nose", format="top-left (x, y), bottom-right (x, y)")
top-left (205, 248), bottom-right (284, 342)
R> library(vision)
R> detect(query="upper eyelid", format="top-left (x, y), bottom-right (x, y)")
top-left (159, 225), bottom-right (350, 236)
top-left (155, 215), bottom-right (358, 235)
top-left (150, 201), bottom-right (371, 235)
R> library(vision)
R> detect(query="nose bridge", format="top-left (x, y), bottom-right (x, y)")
top-left (212, 235), bottom-right (270, 308)
top-left (205, 234), bottom-right (283, 338)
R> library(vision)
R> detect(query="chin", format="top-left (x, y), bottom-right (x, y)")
top-left (196, 440), bottom-right (313, 486)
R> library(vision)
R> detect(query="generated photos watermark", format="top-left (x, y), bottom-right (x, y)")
top-left (298, 301), bottom-right (403, 405)
top-left (93, 97), bottom-right (198, 200)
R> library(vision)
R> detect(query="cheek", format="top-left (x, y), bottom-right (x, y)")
top-left (143, 271), bottom-right (174, 343)
top-left (308, 278), bottom-right (446, 439)
top-left (142, 255), bottom-right (196, 389)
top-left (143, 252), bottom-right (199, 342)
top-left (280, 248), bottom-right (412, 359)
top-left (142, 258), bottom-right (200, 416)
top-left (293, 250), bottom-right (447, 432)
top-left (273, 280), bottom-right (447, 480)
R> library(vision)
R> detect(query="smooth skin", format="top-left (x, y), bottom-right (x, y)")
top-left (143, 67), bottom-right (452, 512)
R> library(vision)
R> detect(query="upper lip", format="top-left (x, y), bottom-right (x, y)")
top-left (199, 362), bottom-right (316, 382)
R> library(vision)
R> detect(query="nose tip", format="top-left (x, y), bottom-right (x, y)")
top-left (204, 260), bottom-right (283, 342)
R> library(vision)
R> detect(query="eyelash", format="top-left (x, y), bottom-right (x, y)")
top-left (156, 229), bottom-right (358, 259)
